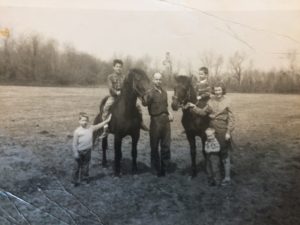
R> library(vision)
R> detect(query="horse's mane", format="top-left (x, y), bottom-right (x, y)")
top-left (122, 68), bottom-right (149, 95)
top-left (99, 68), bottom-right (148, 112)
top-left (125, 68), bottom-right (148, 82)
top-left (174, 75), bottom-right (197, 103)
top-left (175, 75), bottom-right (192, 85)
top-left (99, 95), bottom-right (109, 115)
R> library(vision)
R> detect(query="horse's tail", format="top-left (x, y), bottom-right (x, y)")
top-left (99, 95), bottom-right (110, 117)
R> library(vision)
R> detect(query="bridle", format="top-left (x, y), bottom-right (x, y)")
top-left (172, 84), bottom-right (192, 108)
top-left (132, 76), bottom-right (147, 101)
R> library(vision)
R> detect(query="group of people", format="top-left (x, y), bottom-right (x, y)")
top-left (72, 59), bottom-right (235, 187)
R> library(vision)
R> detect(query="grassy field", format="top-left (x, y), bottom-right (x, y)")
top-left (1, 85), bottom-right (300, 225)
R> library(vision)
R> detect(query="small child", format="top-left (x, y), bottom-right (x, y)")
top-left (205, 127), bottom-right (221, 186)
top-left (72, 112), bottom-right (111, 186)
top-left (195, 67), bottom-right (211, 102)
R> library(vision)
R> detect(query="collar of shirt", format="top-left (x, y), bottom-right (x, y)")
top-left (199, 79), bottom-right (208, 84)
top-left (153, 86), bottom-right (162, 94)
top-left (112, 72), bottom-right (123, 78)
top-left (212, 95), bottom-right (225, 101)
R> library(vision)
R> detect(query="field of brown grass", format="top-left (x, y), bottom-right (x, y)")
top-left (0, 86), bottom-right (300, 225)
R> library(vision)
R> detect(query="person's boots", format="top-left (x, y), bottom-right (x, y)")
top-left (99, 125), bottom-right (109, 139)
top-left (158, 160), bottom-right (166, 177)
top-left (221, 157), bottom-right (231, 186)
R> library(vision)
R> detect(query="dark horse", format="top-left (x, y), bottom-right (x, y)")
top-left (171, 76), bottom-right (210, 177)
top-left (93, 69), bottom-right (151, 176)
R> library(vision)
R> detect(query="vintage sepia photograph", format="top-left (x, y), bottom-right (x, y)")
top-left (0, 0), bottom-right (300, 224)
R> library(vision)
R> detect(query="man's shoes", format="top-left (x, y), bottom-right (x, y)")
top-left (140, 122), bottom-right (149, 131)
top-left (208, 179), bottom-right (216, 186)
top-left (72, 182), bottom-right (80, 187)
top-left (221, 177), bottom-right (231, 186)
top-left (157, 171), bottom-right (166, 177)
top-left (82, 178), bottom-right (90, 185)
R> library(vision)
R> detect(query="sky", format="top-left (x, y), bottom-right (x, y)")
top-left (0, 0), bottom-right (300, 71)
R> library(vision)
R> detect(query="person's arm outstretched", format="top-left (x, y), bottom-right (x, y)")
top-left (187, 102), bottom-right (211, 116)
top-left (92, 114), bottom-right (112, 131)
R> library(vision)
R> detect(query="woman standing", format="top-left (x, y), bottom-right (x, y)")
top-left (188, 83), bottom-right (235, 185)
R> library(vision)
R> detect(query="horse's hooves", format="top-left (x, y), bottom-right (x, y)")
top-left (113, 172), bottom-right (122, 178)
top-left (132, 167), bottom-right (138, 174)
top-left (188, 174), bottom-right (197, 181)
top-left (191, 172), bottom-right (197, 178)
top-left (113, 175), bottom-right (120, 180)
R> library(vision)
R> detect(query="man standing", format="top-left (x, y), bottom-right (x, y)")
top-left (142, 72), bottom-right (173, 177)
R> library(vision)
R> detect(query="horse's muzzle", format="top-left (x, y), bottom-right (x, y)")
top-left (171, 96), bottom-right (180, 111)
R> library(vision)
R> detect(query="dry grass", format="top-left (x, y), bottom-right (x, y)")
top-left (1, 86), bottom-right (300, 225)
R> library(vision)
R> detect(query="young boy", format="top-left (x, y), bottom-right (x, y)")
top-left (205, 127), bottom-right (221, 186)
top-left (100, 59), bottom-right (148, 138)
top-left (195, 67), bottom-right (211, 102)
top-left (72, 112), bottom-right (111, 186)
top-left (100, 59), bottom-right (124, 138)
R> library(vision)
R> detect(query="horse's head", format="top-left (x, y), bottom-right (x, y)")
top-left (171, 75), bottom-right (196, 111)
top-left (128, 68), bottom-right (151, 99)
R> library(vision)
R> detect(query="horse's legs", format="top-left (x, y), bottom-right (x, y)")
top-left (114, 135), bottom-right (122, 176)
top-left (201, 133), bottom-right (207, 159)
top-left (131, 132), bottom-right (140, 174)
top-left (186, 134), bottom-right (197, 177)
top-left (200, 133), bottom-right (208, 173)
top-left (101, 137), bottom-right (108, 167)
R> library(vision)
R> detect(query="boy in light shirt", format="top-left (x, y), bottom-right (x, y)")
top-left (72, 112), bottom-right (111, 186)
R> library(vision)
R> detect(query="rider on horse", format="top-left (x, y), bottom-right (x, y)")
top-left (100, 59), bottom-right (149, 138)
top-left (195, 67), bottom-right (211, 102)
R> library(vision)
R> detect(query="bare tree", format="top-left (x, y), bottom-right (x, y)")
top-left (213, 55), bottom-right (224, 77)
top-left (228, 51), bottom-right (247, 86)
top-left (200, 50), bottom-right (224, 76)
top-left (29, 34), bottom-right (42, 81)
top-left (200, 51), bottom-right (214, 74)
top-left (1, 37), bottom-right (10, 79)
top-left (286, 49), bottom-right (299, 74)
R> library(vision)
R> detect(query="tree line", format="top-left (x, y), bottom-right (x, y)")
top-left (0, 33), bottom-right (299, 93)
